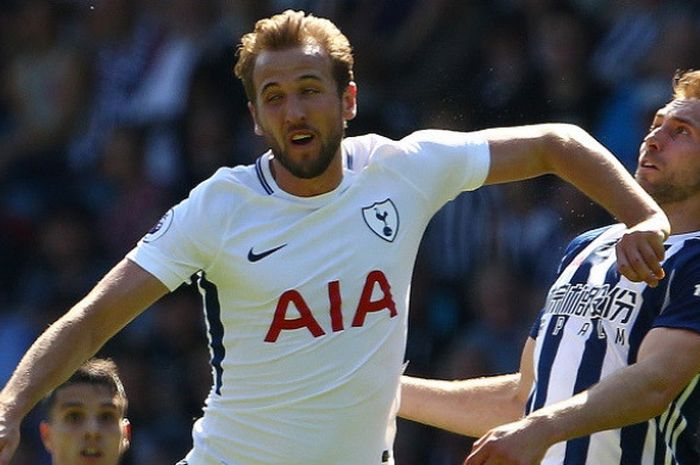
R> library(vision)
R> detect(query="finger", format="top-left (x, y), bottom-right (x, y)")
top-left (638, 240), bottom-right (665, 281)
top-left (616, 244), bottom-right (642, 283)
top-left (629, 246), bottom-right (660, 287)
top-left (0, 434), bottom-right (19, 465)
top-left (649, 233), bottom-right (666, 262)
top-left (0, 445), bottom-right (15, 465)
top-left (464, 440), bottom-right (484, 465)
top-left (616, 240), bottom-right (661, 286)
top-left (463, 450), bottom-right (484, 465)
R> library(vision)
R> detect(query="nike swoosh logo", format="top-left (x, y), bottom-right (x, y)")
top-left (247, 244), bottom-right (287, 262)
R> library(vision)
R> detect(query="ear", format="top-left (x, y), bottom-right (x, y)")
top-left (342, 81), bottom-right (358, 122)
top-left (39, 421), bottom-right (53, 452)
top-left (248, 101), bottom-right (264, 136)
top-left (120, 418), bottom-right (132, 452)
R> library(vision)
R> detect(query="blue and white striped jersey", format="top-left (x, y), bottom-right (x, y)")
top-left (528, 225), bottom-right (700, 465)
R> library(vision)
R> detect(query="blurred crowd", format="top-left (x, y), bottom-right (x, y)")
top-left (0, 0), bottom-right (698, 464)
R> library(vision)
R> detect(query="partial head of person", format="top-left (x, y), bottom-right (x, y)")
top-left (234, 10), bottom-right (357, 185)
top-left (39, 358), bottom-right (130, 465)
top-left (636, 69), bottom-right (700, 230)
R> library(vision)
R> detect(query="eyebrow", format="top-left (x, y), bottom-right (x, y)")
top-left (670, 115), bottom-right (699, 127)
top-left (259, 74), bottom-right (324, 95)
top-left (57, 401), bottom-right (119, 410)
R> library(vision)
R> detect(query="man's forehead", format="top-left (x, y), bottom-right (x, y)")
top-left (658, 99), bottom-right (700, 120)
top-left (53, 383), bottom-right (120, 409)
top-left (253, 44), bottom-right (332, 87)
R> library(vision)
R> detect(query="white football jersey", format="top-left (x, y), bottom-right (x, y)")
top-left (127, 130), bottom-right (490, 465)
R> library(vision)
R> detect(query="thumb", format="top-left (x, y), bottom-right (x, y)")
top-left (0, 436), bottom-right (19, 465)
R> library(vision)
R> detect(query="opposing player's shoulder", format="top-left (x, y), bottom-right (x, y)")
top-left (664, 230), bottom-right (700, 271)
top-left (557, 225), bottom-right (620, 272)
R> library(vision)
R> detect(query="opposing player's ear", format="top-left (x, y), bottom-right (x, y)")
top-left (248, 101), bottom-right (264, 136)
top-left (343, 82), bottom-right (357, 122)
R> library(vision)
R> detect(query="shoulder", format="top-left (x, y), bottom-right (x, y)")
top-left (342, 130), bottom-right (489, 169)
top-left (558, 225), bottom-right (619, 270)
top-left (187, 164), bottom-right (260, 203)
top-left (342, 133), bottom-right (397, 170)
top-left (664, 232), bottom-right (700, 274)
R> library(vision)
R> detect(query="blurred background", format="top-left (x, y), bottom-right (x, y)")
top-left (0, 0), bottom-right (698, 463)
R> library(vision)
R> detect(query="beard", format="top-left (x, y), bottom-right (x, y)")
top-left (267, 122), bottom-right (344, 180)
top-left (635, 170), bottom-right (700, 205)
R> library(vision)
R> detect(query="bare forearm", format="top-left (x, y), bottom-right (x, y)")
top-left (482, 124), bottom-right (668, 232)
top-left (528, 331), bottom-right (699, 445)
top-left (0, 259), bottom-right (167, 422)
top-left (539, 125), bottom-right (663, 229)
top-left (0, 302), bottom-right (107, 421)
top-left (400, 374), bottom-right (524, 437)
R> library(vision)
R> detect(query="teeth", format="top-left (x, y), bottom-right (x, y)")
top-left (82, 448), bottom-right (100, 457)
top-left (292, 134), bottom-right (312, 141)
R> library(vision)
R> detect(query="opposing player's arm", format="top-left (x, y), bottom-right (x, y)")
top-left (465, 327), bottom-right (700, 465)
top-left (399, 338), bottom-right (535, 437)
top-left (477, 123), bottom-right (669, 286)
top-left (0, 258), bottom-right (168, 465)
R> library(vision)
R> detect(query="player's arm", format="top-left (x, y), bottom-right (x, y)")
top-left (0, 258), bottom-right (168, 465)
top-left (399, 338), bottom-right (536, 437)
top-left (477, 123), bottom-right (669, 286)
top-left (464, 327), bottom-right (700, 465)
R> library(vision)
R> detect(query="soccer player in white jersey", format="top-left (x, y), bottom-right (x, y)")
top-left (0, 10), bottom-right (671, 465)
top-left (399, 69), bottom-right (700, 465)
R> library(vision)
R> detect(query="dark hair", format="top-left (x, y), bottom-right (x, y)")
top-left (234, 9), bottom-right (354, 102)
top-left (42, 358), bottom-right (128, 419)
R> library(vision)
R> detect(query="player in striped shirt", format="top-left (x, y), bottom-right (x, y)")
top-left (399, 69), bottom-right (700, 465)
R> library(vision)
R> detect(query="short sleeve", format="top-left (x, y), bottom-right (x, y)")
top-left (127, 175), bottom-right (230, 290)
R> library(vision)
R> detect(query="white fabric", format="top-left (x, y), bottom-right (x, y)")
top-left (128, 131), bottom-right (490, 464)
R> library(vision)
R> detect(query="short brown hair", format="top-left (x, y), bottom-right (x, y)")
top-left (42, 358), bottom-right (128, 419)
top-left (234, 10), bottom-right (354, 102)
top-left (673, 69), bottom-right (700, 99)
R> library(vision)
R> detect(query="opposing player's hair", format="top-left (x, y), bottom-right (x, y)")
top-left (673, 69), bottom-right (700, 99)
top-left (234, 9), bottom-right (354, 102)
top-left (41, 358), bottom-right (128, 420)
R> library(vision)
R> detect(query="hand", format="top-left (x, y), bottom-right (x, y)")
top-left (616, 215), bottom-right (669, 288)
top-left (0, 420), bottom-right (20, 465)
top-left (463, 419), bottom-right (549, 465)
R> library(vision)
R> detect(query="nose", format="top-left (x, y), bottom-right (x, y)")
top-left (83, 416), bottom-right (102, 438)
top-left (644, 126), bottom-right (668, 151)
top-left (284, 95), bottom-right (306, 124)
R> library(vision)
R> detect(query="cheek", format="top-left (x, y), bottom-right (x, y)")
top-left (102, 430), bottom-right (126, 454)
top-left (49, 430), bottom-right (80, 453)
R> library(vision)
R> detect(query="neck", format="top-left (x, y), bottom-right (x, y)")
top-left (662, 199), bottom-right (700, 234)
top-left (271, 155), bottom-right (343, 197)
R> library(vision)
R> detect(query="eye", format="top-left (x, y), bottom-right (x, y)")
top-left (302, 87), bottom-right (320, 95)
top-left (264, 93), bottom-right (283, 104)
top-left (674, 126), bottom-right (690, 135)
top-left (98, 411), bottom-right (119, 424)
top-left (64, 411), bottom-right (84, 424)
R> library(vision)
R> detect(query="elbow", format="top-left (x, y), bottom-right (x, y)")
top-left (638, 379), bottom-right (682, 419)
top-left (535, 123), bottom-right (588, 172)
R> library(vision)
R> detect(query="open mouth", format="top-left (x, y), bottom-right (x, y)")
top-left (81, 447), bottom-right (103, 458)
top-left (289, 132), bottom-right (315, 146)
